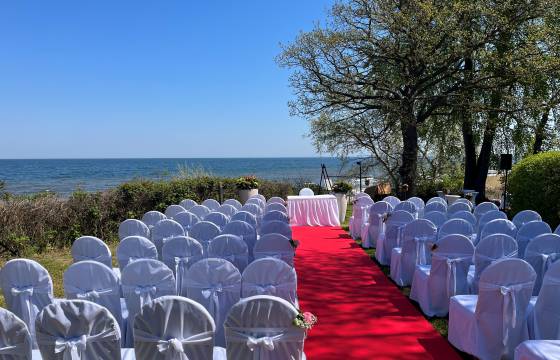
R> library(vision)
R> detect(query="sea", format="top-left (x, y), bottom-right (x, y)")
top-left (0, 158), bottom-right (357, 196)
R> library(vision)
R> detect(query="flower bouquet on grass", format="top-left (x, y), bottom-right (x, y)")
top-left (293, 310), bottom-right (318, 332)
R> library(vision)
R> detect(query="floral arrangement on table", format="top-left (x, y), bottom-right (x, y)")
top-left (332, 181), bottom-right (353, 194)
top-left (235, 175), bottom-right (259, 190)
top-left (293, 310), bottom-right (318, 331)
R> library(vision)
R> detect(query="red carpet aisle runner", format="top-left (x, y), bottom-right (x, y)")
top-left (293, 226), bottom-right (461, 360)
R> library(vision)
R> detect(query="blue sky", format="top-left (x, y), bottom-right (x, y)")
top-left (0, 1), bottom-right (334, 158)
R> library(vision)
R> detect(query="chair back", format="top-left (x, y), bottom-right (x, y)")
top-left (533, 260), bottom-right (560, 339)
top-left (250, 194), bottom-right (266, 203)
top-left (424, 201), bottom-right (447, 214)
top-left (427, 197), bottom-right (447, 206)
top-left (164, 205), bottom-right (186, 219)
top-left (230, 211), bottom-right (258, 229)
top-left (267, 197), bottom-right (286, 206)
top-left (0, 307), bottom-right (32, 360)
top-left (179, 199), bottom-right (197, 211)
top-left (424, 211), bottom-right (448, 229)
top-left (116, 236), bottom-right (158, 270)
top-left (382, 210), bottom-right (415, 264)
top-left (189, 205), bottom-right (211, 220)
top-left (477, 210), bottom-right (508, 240)
top-left (246, 197), bottom-right (266, 210)
top-left (189, 221), bottom-right (221, 253)
top-left (208, 235), bottom-right (249, 273)
top-left (449, 210), bottom-right (476, 228)
top-left (480, 219), bottom-right (518, 243)
top-left (223, 221), bottom-right (258, 261)
top-left (382, 196), bottom-right (401, 208)
top-left (367, 201), bottom-right (393, 246)
top-left (555, 224), bottom-right (560, 235)
top-left (263, 211), bottom-right (289, 224)
top-left (204, 212), bottom-right (230, 230)
top-left (454, 198), bottom-right (473, 209)
top-left (407, 197), bottom-right (425, 217)
top-left (472, 234), bottom-right (518, 293)
top-left (217, 204), bottom-right (238, 218)
top-left (298, 188), bottom-right (314, 196)
top-left (254, 234), bottom-right (295, 267)
top-left (172, 211), bottom-right (200, 234)
top-left (223, 199), bottom-right (242, 210)
top-left (260, 221), bottom-right (292, 239)
top-left (71, 236), bottom-right (112, 268)
top-left (202, 199), bottom-right (221, 211)
top-left (151, 219), bottom-right (185, 259)
top-left (265, 203), bottom-right (288, 214)
top-left (242, 258), bottom-right (297, 306)
top-left (119, 219), bottom-right (150, 240)
top-left (438, 219), bottom-right (474, 242)
top-left (240, 204), bottom-right (263, 219)
top-left (516, 221), bottom-right (552, 259)
top-left (447, 201), bottom-right (472, 215)
top-left (161, 236), bottom-right (204, 296)
top-left (513, 210), bottom-right (542, 229)
top-left (394, 201), bottom-right (418, 218)
top-left (400, 219), bottom-right (437, 283)
top-left (474, 202), bottom-right (500, 222)
top-left (142, 211), bottom-right (166, 229)
top-left (525, 233), bottom-right (560, 295)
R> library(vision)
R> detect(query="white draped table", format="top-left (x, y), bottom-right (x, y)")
top-left (287, 194), bottom-right (340, 227)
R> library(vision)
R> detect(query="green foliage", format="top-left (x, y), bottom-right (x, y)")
top-left (235, 176), bottom-right (259, 190)
top-left (331, 181), bottom-right (353, 194)
top-left (509, 151), bottom-right (560, 228)
top-left (415, 173), bottom-right (464, 201)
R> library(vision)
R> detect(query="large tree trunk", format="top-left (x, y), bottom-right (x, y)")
top-left (398, 113), bottom-right (419, 197)
top-left (533, 110), bottom-right (549, 154)
top-left (459, 58), bottom-right (478, 196)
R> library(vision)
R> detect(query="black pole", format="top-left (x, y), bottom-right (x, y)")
top-left (503, 170), bottom-right (509, 210)
top-left (356, 161), bottom-right (362, 192)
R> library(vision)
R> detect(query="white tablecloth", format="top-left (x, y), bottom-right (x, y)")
top-left (287, 195), bottom-right (340, 227)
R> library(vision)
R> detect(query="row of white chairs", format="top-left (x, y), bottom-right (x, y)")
top-left (0, 294), bottom-right (305, 359)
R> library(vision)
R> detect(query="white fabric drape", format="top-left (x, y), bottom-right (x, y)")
top-left (287, 195), bottom-right (340, 227)
top-left (242, 258), bottom-right (298, 306)
top-left (0, 307), bottom-right (32, 359)
top-left (515, 340), bottom-right (560, 360)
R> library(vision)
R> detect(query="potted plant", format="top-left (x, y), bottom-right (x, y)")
top-left (236, 175), bottom-right (259, 203)
top-left (332, 181), bottom-right (353, 223)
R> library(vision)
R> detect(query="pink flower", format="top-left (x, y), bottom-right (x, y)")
top-left (303, 312), bottom-right (316, 324)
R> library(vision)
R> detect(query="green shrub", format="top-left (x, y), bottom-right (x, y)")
top-left (509, 151), bottom-right (560, 228)
top-left (235, 176), bottom-right (259, 190)
top-left (331, 181), bottom-right (353, 194)
top-left (415, 174), bottom-right (464, 201)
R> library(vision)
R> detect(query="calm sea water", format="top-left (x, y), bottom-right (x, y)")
top-left (0, 158), bottom-right (354, 195)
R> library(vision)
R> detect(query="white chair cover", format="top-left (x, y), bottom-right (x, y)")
top-left (267, 197), bottom-right (286, 206)
top-left (116, 236), bottom-right (158, 271)
top-left (298, 188), bottom-right (314, 196)
top-left (424, 202), bottom-right (447, 214)
top-left (240, 204), bottom-right (263, 229)
top-left (362, 201), bottom-right (393, 249)
top-left (190, 205), bottom-right (211, 220)
top-left (185, 258), bottom-right (241, 347)
top-left (524, 233), bottom-right (560, 295)
top-left (250, 194), bottom-right (266, 203)
top-left (224, 295), bottom-right (305, 360)
top-left (223, 199), bottom-right (242, 210)
top-left (407, 197), bottom-right (425, 218)
top-left (151, 219), bottom-right (185, 260)
top-left (119, 219), bottom-right (150, 241)
top-left (394, 201), bottom-right (418, 218)
top-left (165, 205), bottom-right (187, 220)
top-left (223, 221), bottom-right (258, 262)
top-left (0, 259), bottom-right (54, 348)
top-left (133, 296), bottom-right (223, 360)
top-left (161, 236), bottom-right (204, 296)
top-left (555, 225), bottom-right (560, 235)
top-left (262, 211), bottom-right (289, 224)
top-left (470, 233), bottom-right (518, 293)
top-left (179, 199), bottom-right (198, 211)
top-left (217, 204), bottom-right (238, 218)
top-left (449, 210), bottom-right (477, 228)
top-left (350, 197), bottom-right (374, 239)
top-left (354, 192), bottom-right (370, 199)
top-left (189, 221), bottom-right (221, 253)
top-left (230, 211), bottom-right (258, 230)
top-left (121, 259), bottom-right (176, 347)
top-left (254, 234), bottom-right (295, 267)
top-left (481, 219), bottom-right (518, 243)
top-left (260, 221), bottom-right (292, 240)
top-left (172, 211), bottom-right (200, 234)
top-left (265, 203), bottom-right (288, 214)
top-left (376, 210), bottom-right (414, 266)
top-left (204, 212), bottom-right (230, 230)
top-left (477, 210), bottom-right (509, 240)
top-left (241, 258), bottom-right (297, 306)
top-left (454, 198), bottom-right (474, 209)
top-left (527, 260), bottom-right (560, 340)
top-left (202, 199), bottom-right (221, 212)
top-left (390, 219), bottom-right (437, 286)
top-left (423, 211), bottom-right (448, 229)
top-left (208, 235), bottom-right (249, 273)
top-left (513, 210), bottom-right (542, 229)
top-left (246, 198), bottom-right (266, 210)
top-left (515, 340), bottom-right (560, 360)
top-left (447, 201), bottom-right (472, 215)
top-left (382, 196), bottom-right (401, 208)
top-left (448, 258), bottom-right (536, 360)
top-left (0, 307), bottom-right (32, 360)
top-left (63, 261), bottom-right (124, 341)
top-left (427, 197), bottom-right (447, 206)
top-left (474, 202), bottom-right (500, 222)
top-left (142, 211), bottom-right (167, 229)
top-left (438, 219), bottom-right (475, 242)
top-left (517, 221), bottom-right (552, 260)
top-left (35, 300), bottom-right (121, 360)
top-left (71, 236), bottom-right (112, 268)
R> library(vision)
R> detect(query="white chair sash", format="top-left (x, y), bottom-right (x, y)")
top-left (243, 282), bottom-right (296, 296)
top-left (0, 344), bottom-right (21, 356)
top-left (189, 283), bottom-right (239, 333)
top-left (170, 256), bottom-right (196, 296)
top-left (226, 327), bottom-right (304, 360)
top-left (10, 283), bottom-right (51, 340)
top-left (540, 253), bottom-right (560, 280)
top-left (414, 234), bottom-right (436, 265)
top-left (73, 254), bottom-right (112, 265)
top-left (432, 253), bottom-right (472, 298)
top-left (65, 285), bottom-right (117, 302)
top-left (37, 326), bottom-right (119, 360)
top-left (122, 283), bottom-right (175, 310)
top-left (478, 280), bottom-right (534, 346)
top-left (134, 329), bottom-right (214, 360)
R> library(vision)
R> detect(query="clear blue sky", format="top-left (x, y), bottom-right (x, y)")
top-left (0, 1), bottom-right (334, 158)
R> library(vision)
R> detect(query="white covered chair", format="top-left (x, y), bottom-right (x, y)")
top-left (116, 236), bottom-right (158, 271)
top-left (469, 233), bottom-right (518, 294)
top-left (121, 259), bottom-right (176, 347)
top-left (361, 201), bottom-right (393, 249)
top-left (141, 211), bottom-right (166, 229)
top-left (427, 197), bottom-right (447, 206)
top-left (524, 233), bottom-right (560, 295)
top-left (185, 258), bottom-right (241, 347)
top-left (447, 201), bottom-right (472, 215)
top-left (71, 236), bottom-right (112, 268)
top-left (480, 219), bottom-right (518, 243)
top-left (164, 205), bottom-right (187, 219)
top-left (438, 218), bottom-right (474, 242)
top-left (424, 201), bottom-right (447, 214)
top-left (410, 234), bottom-right (474, 317)
top-left (250, 194), bottom-right (266, 203)
top-left (204, 212), bottom-right (230, 230)
top-left (223, 199), bottom-right (242, 210)
top-left (189, 221), bottom-right (221, 253)
top-left (424, 211), bottom-right (448, 229)
top-left (35, 300), bottom-right (122, 360)
top-left (133, 296), bottom-right (225, 360)
top-left (448, 258), bottom-right (536, 360)
top-left (527, 260), bottom-right (560, 340)
top-left (477, 210), bottom-right (509, 240)
top-left (408, 197), bottom-right (425, 218)
top-left (390, 219), bottom-right (437, 286)
top-left (161, 236), bottom-right (204, 296)
top-left (254, 234), bottom-right (295, 267)
top-left (242, 258), bottom-right (298, 306)
top-left (555, 225), bottom-right (560, 235)
top-left (230, 211), bottom-right (258, 230)
top-left (172, 211), bottom-right (200, 234)
top-left (119, 219), bottom-right (150, 241)
top-left (513, 210), bottom-right (543, 229)
top-left (190, 205), bottom-right (211, 220)
top-left (208, 234), bottom-right (249, 273)
top-left (0, 307), bottom-right (33, 360)
top-left (265, 203), bottom-right (288, 214)
top-left (350, 197), bottom-right (374, 240)
top-left (376, 210), bottom-right (414, 266)
top-left (240, 204), bottom-right (263, 229)
top-left (202, 199), bottom-right (221, 211)
top-left (449, 210), bottom-right (477, 228)
top-left (260, 220), bottom-right (292, 239)
top-left (179, 199), bottom-right (198, 211)
top-left (394, 201), bottom-right (418, 218)
top-left (223, 220), bottom-right (258, 261)
top-left (217, 204), bottom-right (237, 218)
top-left (267, 197), bottom-right (286, 206)
top-left (382, 196), bottom-right (401, 208)
top-left (246, 198), bottom-right (266, 210)
top-left (515, 340), bottom-right (560, 360)
top-left (224, 295), bottom-right (306, 360)
top-left (0, 259), bottom-right (54, 347)
top-left (474, 202), bottom-right (500, 222)
top-left (63, 261), bottom-right (125, 342)
top-left (150, 219), bottom-right (185, 259)
top-left (298, 188), bottom-right (314, 196)
top-left (454, 198), bottom-right (474, 209)
top-left (517, 221), bottom-right (552, 260)
top-left (262, 210), bottom-right (289, 224)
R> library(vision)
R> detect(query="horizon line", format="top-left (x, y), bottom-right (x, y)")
top-left (0, 156), bottom-right (364, 160)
